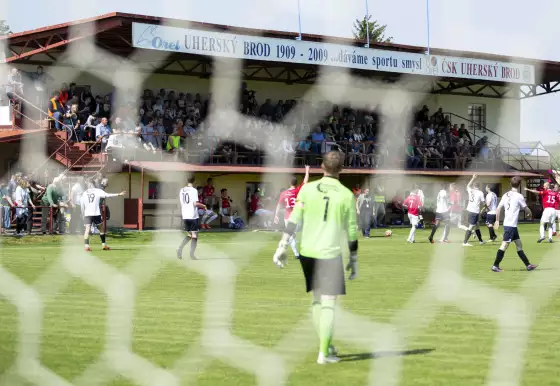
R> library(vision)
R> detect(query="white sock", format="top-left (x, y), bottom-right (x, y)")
top-left (553, 222), bottom-right (557, 233)
top-left (408, 226), bottom-right (416, 242)
top-left (540, 223), bottom-right (545, 238)
top-left (441, 224), bottom-right (450, 241)
top-left (202, 213), bottom-right (209, 224)
top-left (208, 213), bottom-right (218, 224)
top-left (549, 224), bottom-right (553, 239)
top-left (289, 236), bottom-right (298, 256)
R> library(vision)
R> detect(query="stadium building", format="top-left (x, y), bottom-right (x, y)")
top-left (1, 12), bottom-right (559, 229)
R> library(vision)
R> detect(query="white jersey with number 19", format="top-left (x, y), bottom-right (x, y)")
top-left (81, 188), bottom-right (118, 217)
top-left (500, 190), bottom-right (527, 227)
top-left (180, 186), bottom-right (199, 220)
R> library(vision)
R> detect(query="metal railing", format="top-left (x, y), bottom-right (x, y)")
top-left (87, 132), bottom-right (545, 171)
top-left (444, 112), bottom-right (558, 172)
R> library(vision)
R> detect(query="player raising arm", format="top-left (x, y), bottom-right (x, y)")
top-left (273, 165), bottom-right (310, 259)
top-left (272, 152), bottom-right (357, 365)
top-left (428, 184), bottom-right (450, 244)
top-left (463, 174), bottom-right (486, 246)
top-left (81, 180), bottom-right (126, 251)
top-left (177, 176), bottom-right (207, 260)
top-left (526, 183), bottom-right (557, 243)
top-left (492, 176), bottom-right (537, 272)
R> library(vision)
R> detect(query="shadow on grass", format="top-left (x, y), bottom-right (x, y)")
top-left (339, 348), bottom-right (435, 362)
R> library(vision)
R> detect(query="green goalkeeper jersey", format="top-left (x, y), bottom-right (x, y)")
top-left (289, 176), bottom-right (357, 259)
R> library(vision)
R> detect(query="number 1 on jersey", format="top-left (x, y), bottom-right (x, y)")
top-left (323, 196), bottom-right (329, 221)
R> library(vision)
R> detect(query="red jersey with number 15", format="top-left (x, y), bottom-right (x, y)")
top-left (540, 189), bottom-right (558, 209)
top-left (278, 185), bottom-right (303, 219)
top-left (404, 194), bottom-right (422, 216)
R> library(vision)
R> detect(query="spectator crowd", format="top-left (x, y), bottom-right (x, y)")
top-left (5, 65), bottom-right (508, 171)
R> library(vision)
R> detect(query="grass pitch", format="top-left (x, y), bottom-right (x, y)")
top-left (1, 224), bottom-right (560, 385)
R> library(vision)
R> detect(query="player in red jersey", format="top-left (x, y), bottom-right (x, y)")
top-left (439, 183), bottom-right (468, 242)
top-left (274, 165), bottom-right (310, 258)
top-left (553, 184), bottom-right (560, 236)
top-left (403, 189), bottom-right (423, 243)
top-left (219, 188), bottom-right (236, 226)
top-left (527, 182), bottom-right (557, 243)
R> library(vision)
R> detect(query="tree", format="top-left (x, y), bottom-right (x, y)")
top-left (0, 20), bottom-right (11, 36)
top-left (352, 15), bottom-right (392, 44)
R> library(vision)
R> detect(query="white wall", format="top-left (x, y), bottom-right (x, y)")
top-left (0, 106), bottom-right (12, 126)
top-left (436, 94), bottom-right (521, 146)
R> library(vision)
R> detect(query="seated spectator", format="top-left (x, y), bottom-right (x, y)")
top-left (166, 127), bottom-right (183, 159)
top-left (405, 138), bottom-right (421, 168)
top-left (63, 104), bottom-right (82, 142)
top-left (47, 92), bottom-right (66, 130)
top-left (105, 127), bottom-right (125, 162)
top-left (458, 124), bottom-right (473, 143)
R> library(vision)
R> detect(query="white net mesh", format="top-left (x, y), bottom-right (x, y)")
top-left (0, 4), bottom-right (557, 386)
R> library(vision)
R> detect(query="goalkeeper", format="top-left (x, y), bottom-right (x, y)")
top-left (273, 151), bottom-right (358, 365)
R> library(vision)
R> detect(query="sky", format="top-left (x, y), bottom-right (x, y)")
top-left (3, 0), bottom-right (560, 144)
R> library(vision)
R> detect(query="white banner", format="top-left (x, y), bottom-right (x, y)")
top-left (132, 23), bottom-right (535, 84)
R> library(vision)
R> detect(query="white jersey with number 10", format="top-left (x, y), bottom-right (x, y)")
top-left (180, 186), bottom-right (199, 220)
top-left (500, 190), bottom-right (527, 227)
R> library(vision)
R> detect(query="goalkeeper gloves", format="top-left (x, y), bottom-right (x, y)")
top-left (273, 238), bottom-right (289, 268)
top-left (346, 252), bottom-right (358, 280)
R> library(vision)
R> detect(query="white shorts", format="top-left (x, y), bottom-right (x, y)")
top-left (220, 208), bottom-right (231, 216)
top-left (556, 210), bottom-right (560, 220)
top-left (284, 218), bottom-right (302, 232)
top-left (408, 213), bottom-right (419, 226)
top-left (541, 207), bottom-right (557, 224)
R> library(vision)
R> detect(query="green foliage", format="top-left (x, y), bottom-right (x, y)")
top-left (352, 15), bottom-right (392, 43)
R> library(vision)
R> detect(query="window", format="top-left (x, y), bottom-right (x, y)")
top-left (468, 104), bottom-right (486, 133)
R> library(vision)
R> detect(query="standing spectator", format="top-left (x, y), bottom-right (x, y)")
top-left (6, 68), bottom-right (24, 100)
top-left (296, 136), bottom-right (313, 165)
top-left (26, 175), bottom-right (45, 234)
top-left (40, 177), bottom-right (66, 235)
top-left (95, 117), bottom-right (112, 152)
top-left (59, 83), bottom-right (69, 106)
top-left (0, 181), bottom-right (13, 234)
top-left (30, 65), bottom-right (53, 107)
top-left (14, 179), bottom-right (35, 237)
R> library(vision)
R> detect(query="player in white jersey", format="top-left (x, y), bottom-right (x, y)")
top-left (463, 174), bottom-right (486, 246)
top-left (177, 176), bottom-right (207, 260)
top-left (428, 185), bottom-right (450, 244)
top-left (484, 185), bottom-right (499, 242)
top-left (81, 180), bottom-right (125, 251)
top-left (491, 176), bottom-right (537, 272)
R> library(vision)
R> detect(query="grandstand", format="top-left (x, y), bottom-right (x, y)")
top-left (1, 12), bottom-right (560, 229)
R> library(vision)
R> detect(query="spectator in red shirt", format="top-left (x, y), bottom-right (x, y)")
top-left (59, 83), bottom-right (69, 106)
top-left (202, 178), bottom-right (216, 207)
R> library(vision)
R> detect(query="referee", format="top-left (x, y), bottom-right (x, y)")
top-left (273, 151), bottom-right (358, 365)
